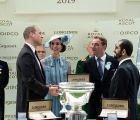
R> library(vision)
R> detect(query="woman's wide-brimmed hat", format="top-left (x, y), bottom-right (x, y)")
top-left (45, 34), bottom-right (74, 48)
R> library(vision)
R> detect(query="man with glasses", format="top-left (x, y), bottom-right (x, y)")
top-left (36, 45), bottom-right (46, 60)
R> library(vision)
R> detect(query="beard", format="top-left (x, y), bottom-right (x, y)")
top-left (114, 51), bottom-right (122, 60)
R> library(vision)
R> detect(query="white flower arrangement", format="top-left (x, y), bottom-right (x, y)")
top-left (105, 61), bottom-right (112, 70)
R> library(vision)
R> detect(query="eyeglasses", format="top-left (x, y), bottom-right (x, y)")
top-left (37, 51), bottom-right (46, 53)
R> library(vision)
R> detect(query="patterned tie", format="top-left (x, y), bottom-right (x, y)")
top-left (97, 58), bottom-right (103, 78)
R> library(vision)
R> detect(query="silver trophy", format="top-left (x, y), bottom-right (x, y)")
top-left (59, 91), bottom-right (67, 113)
top-left (59, 82), bottom-right (94, 120)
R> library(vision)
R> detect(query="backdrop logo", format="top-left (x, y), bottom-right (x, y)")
top-left (5, 85), bottom-right (17, 90)
top-left (66, 45), bottom-right (74, 51)
top-left (65, 57), bottom-right (78, 60)
top-left (118, 19), bottom-right (135, 25)
top-left (71, 69), bottom-right (75, 73)
top-left (0, 20), bottom-right (13, 26)
top-left (9, 68), bottom-right (17, 79)
top-left (114, 31), bottom-right (138, 35)
top-left (41, 32), bottom-right (45, 35)
top-left (0, 44), bottom-right (17, 49)
top-left (54, 31), bottom-right (78, 34)
top-left (87, 29), bottom-right (103, 38)
top-left (5, 101), bottom-right (16, 105)
top-left (120, 31), bottom-right (138, 35)
top-left (0, 32), bottom-right (18, 36)
top-left (0, 56), bottom-right (17, 60)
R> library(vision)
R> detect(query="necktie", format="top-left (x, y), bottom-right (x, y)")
top-left (35, 51), bottom-right (39, 59)
top-left (34, 50), bottom-right (41, 69)
top-left (97, 58), bottom-right (103, 78)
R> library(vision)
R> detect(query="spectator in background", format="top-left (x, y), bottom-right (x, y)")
top-left (0, 60), bottom-right (9, 120)
top-left (36, 45), bottom-right (46, 60)
top-left (75, 41), bottom-right (94, 73)
top-left (83, 36), bottom-right (118, 119)
top-left (75, 40), bottom-right (94, 116)
top-left (109, 39), bottom-right (140, 120)
top-left (41, 34), bottom-right (73, 116)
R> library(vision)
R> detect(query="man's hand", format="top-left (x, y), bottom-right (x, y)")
top-left (48, 86), bottom-right (60, 96)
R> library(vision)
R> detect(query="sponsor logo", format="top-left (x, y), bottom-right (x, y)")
top-left (32, 105), bottom-right (46, 111)
top-left (66, 45), bottom-right (74, 51)
top-left (0, 32), bottom-right (18, 36)
top-left (71, 69), bottom-right (75, 73)
top-left (0, 44), bottom-right (17, 49)
top-left (118, 19), bottom-right (135, 25)
top-left (41, 32), bottom-right (45, 35)
top-left (9, 70), bottom-right (17, 79)
top-left (54, 31), bottom-right (78, 34)
top-left (71, 78), bottom-right (85, 82)
top-left (120, 31), bottom-right (138, 35)
top-left (107, 104), bottom-right (124, 109)
top-left (88, 29), bottom-right (103, 38)
top-left (114, 31), bottom-right (138, 35)
top-left (5, 85), bottom-right (17, 90)
top-left (5, 101), bottom-right (16, 105)
top-left (0, 56), bottom-right (17, 60)
top-left (0, 20), bottom-right (13, 26)
top-left (65, 57), bottom-right (78, 60)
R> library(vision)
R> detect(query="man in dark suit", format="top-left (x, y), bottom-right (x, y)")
top-left (83, 36), bottom-right (118, 119)
top-left (75, 41), bottom-right (93, 116)
top-left (109, 39), bottom-right (140, 120)
top-left (16, 25), bottom-right (60, 117)
top-left (0, 60), bottom-right (9, 120)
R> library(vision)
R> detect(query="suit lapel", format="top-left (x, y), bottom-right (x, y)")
top-left (90, 57), bottom-right (101, 80)
top-left (34, 54), bottom-right (46, 80)
top-left (102, 55), bottom-right (110, 81)
top-left (24, 44), bottom-right (45, 81)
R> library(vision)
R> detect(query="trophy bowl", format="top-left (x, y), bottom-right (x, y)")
top-left (59, 82), bottom-right (94, 120)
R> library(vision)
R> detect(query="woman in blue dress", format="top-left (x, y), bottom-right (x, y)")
top-left (41, 34), bottom-right (73, 117)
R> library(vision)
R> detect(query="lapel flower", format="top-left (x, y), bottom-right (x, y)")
top-left (105, 61), bottom-right (112, 70)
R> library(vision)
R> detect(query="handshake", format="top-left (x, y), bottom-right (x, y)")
top-left (47, 84), bottom-right (60, 96)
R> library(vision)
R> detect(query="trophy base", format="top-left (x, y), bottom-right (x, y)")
top-left (67, 110), bottom-right (87, 120)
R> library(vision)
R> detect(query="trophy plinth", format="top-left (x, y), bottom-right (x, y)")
top-left (59, 82), bottom-right (94, 120)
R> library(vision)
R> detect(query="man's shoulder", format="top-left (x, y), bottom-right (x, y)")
top-left (78, 55), bottom-right (90, 62)
top-left (106, 54), bottom-right (119, 67)
top-left (0, 60), bottom-right (7, 64)
top-left (106, 54), bottom-right (118, 61)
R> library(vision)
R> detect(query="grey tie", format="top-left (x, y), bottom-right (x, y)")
top-left (97, 58), bottom-right (103, 78)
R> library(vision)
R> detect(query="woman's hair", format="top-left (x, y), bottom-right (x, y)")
top-left (59, 38), bottom-right (66, 52)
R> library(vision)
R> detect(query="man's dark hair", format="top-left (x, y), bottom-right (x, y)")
top-left (94, 36), bottom-right (107, 46)
top-left (23, 25), bottom-right (36, 39)
top-left (119, 39), bottom-right (133, 56)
